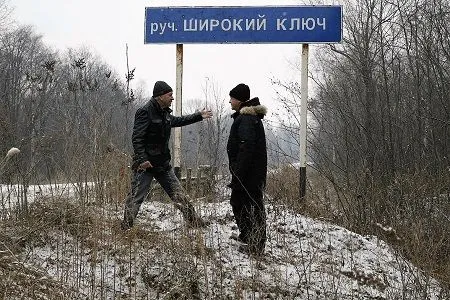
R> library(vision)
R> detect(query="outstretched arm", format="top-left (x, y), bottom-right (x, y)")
top-left (170, 109), bottom-right (213, 127)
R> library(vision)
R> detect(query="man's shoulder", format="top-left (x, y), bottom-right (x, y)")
top-left (240, 105), bottom-right (267, 116)
top-left (138, 99), bottom-right (158, 113)
top-left (145, 98), bottom-right (156, 108)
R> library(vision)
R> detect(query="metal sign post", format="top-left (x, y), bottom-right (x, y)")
top-left (174, 44), bottom-right (183, 178)
top-left (145, 5), bottom-right (342, 199)
top-left (300, 44), bottom-right (309, 200)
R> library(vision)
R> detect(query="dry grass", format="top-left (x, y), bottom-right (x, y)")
top-left (267, 165), bottom-right (450, 288)
top-left (0, 199), bottom-right (91, 299)
top-left (266, 165), bottom-right (339, 222)
top-left (1, 165), bottom-right (449, 298)
top-left (0, 192), bottom-right (220, 299)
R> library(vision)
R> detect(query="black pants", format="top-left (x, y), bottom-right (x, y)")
top-left (122, 167), bottom-right (199, 228)
top-left (230, 188), bottom-right (266, 252)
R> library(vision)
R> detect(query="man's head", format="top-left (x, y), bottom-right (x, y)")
top-left (153, 81), bottom-right (173, 108)
top-left (229, 83), bottom-right (250, 111)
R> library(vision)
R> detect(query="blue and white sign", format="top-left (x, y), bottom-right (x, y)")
top-left (145, 6), bottom-right (342, 44)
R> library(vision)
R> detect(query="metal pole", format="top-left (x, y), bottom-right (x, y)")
top-left (174, 44), bottom-right (183, 178)
top-left (299, 44), bottom-right (309, 200)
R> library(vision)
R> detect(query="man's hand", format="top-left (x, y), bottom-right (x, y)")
top-left (200, 109), bottom-right (213, 119)
top-left (138, 161), bottom-right (152, 171)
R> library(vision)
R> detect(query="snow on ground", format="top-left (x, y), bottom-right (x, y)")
top-left (0, 182), bottom-right (446, 299)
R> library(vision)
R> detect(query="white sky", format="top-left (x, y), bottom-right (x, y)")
top-left (11, 0), bottom-right (310, 111)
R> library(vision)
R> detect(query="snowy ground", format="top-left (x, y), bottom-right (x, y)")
top-left (0, 182), bottom-right (447, 299)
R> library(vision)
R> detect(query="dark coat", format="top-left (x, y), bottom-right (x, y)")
top-left (131, 97), bottom-right (202, 171)
top-left (227, 97), bottom-right (267, 191)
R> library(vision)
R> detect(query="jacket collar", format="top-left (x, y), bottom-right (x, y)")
top-left (232, 97), bottom-right (267, 119)
top-left (150, 97), bottom-right (172, 114)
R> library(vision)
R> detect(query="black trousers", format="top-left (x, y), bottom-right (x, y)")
top-left (230, 188), bottom-right (266, 252)
top-left (122, 167), bottom-right (199, 227)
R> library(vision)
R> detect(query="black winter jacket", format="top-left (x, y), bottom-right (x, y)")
top-left (227, 97), bottom-right (267, 192)
top-left (131, 97), bottom-right (203, 171)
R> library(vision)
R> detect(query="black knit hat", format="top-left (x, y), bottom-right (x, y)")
top-left (229, 83), bottom-right (250, 102)
top-left (153, 81), bottom-right (173, 97)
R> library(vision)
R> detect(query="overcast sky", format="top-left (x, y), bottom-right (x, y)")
top-left (11, 0), bottom-right (334, 114)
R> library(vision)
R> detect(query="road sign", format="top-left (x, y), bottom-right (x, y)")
top-left (145, 6), bottom-right (342, 44)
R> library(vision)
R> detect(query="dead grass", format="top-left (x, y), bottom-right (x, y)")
top-left (266, 165), bottom-right (339, 222)
top-left (1, 166), bottom-right (449, 298)
top-left (266, 165), bottom-right (450, 289)
top-left (0, 194), bottom-right (215, 299)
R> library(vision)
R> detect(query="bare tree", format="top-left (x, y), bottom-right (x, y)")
top-left (300, 0), bottom-right (450, 283)
top-left (0, 0), bottom-right (12, 32)
top-left (180, 78), bottom-right (230, 175)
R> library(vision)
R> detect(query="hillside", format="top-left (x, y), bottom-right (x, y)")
top-left (0, 182), bottom-right (446, 299)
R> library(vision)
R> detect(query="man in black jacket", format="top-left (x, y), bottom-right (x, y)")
top-left (227, 83), bottom-right (267, 255)
top-left (121, 81), bottom-right (212, 230)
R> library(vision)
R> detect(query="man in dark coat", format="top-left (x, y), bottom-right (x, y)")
top-left (227, 83), bottom-right (267, 255)
top-left (121, 81), bottom-right (212, 230)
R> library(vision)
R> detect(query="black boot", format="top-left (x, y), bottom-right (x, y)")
top-left (120, 218), bottom-right (133, 231)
